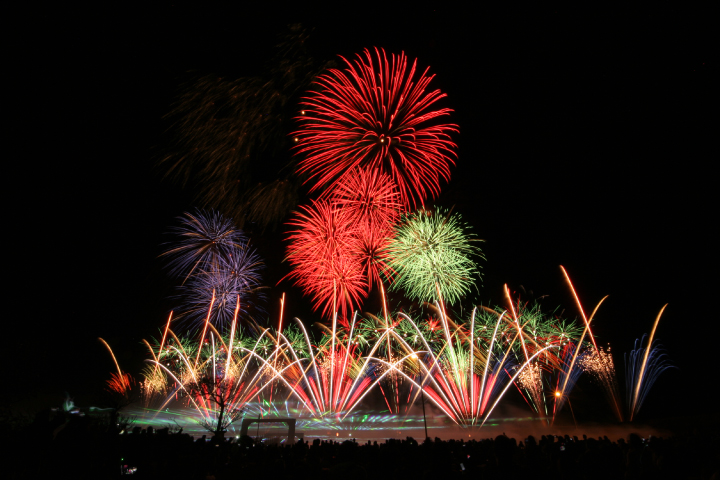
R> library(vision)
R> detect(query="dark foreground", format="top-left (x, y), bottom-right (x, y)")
top-left (4, 411), bottom-right (719, 479)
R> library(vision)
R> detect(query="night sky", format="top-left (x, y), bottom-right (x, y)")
top-left (12, 4), bottom-right (713, 419)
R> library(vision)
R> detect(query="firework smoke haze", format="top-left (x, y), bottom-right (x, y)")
top-left (161, 26), bottom-right (331, 230)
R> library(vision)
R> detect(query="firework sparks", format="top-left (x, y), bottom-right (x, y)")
top-left (331, 168), bottom-right (402, 290)
top-left (355, 312), bottom-right (416, 415)
top-left (106, 372), bottom-right (135, 396)
top-left (284, 200), bottom-right (367, 320)
top-left (179, 244), bottom-right (265, 329)
top-left (515, 361), bottom-right (546, 420)
top-left (162, 209), bottom-right (247, 280)
top-left (550, 343), bottom-right (585, 424)
top-left (331, 168), bottom-right (403, 230)
top-left (294, 47), bottom-right (458, 209)
top-left (580, 345), bottom-right (623, 422)
top-left (626, 304), bottom-right (675, 421)
top-left (99, 337), bottom-right (135, 403)
top-left (386, 208), bottom-right (483, 305)
top-left (162, 210), bottom-right (266, 331)
top-left (354, 307), bottom-right (558, 428)
top-left (142, 316), bottom-right (302, 434)
top-left (277, 313), bottom-right (383, 417)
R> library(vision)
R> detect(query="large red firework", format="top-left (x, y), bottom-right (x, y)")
top-left (331, 168), bottom-right (401, 290)
top-left (285, 201), bottom-right (367, 320)
top-left (294, 48), bottom-right (458, 209)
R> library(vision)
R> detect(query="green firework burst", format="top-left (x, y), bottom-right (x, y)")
top-left (385, 208), bottom-right (483, 305)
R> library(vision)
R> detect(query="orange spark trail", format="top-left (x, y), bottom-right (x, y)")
top-left (278, 292), bottom-right (286, 334)
top-left (631, 303), bottom-right (668, 420)
top-left (154, 311), bottom-right (173, 376)
top-left (556, 295), bottom-right (608, 422)
top-left (195, 290), bottom-right (216, 368)
top-left (505, 284), bottom-right (529, 361)
top-left (226, 296), bottom-right (240, 376)
top-left (98, 337), bottom-right (124, 379)
top-left (560, 266), bottom-right (599, 351)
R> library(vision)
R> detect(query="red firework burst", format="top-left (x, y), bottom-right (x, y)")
top-left (294, 48), bottom-right (458, 208)
top-left (331, 168), bottom-right (402, 230)
top-left (331, 168), bottom-right (401, 290)
top-left (352, 224), bottom-right (395, 292)
top-left (285, 201), bottom-right (367, 320)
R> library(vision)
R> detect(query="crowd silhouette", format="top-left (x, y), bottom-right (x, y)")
top-left (3, 406), bottom-right (718, 479)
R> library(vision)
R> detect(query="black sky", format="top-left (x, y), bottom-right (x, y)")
top-left (11, 4), bottom-right (714, 416)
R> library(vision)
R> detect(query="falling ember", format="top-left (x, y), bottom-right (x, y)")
top-left (579, 345), bottom-right (623, 422)
top-left (516, 361), bottom-right (546, 419)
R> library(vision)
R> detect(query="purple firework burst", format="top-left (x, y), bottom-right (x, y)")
top-left (178, 241), bottom-right (265, 329)
top-left (162, 209), bottom-right (247, 280)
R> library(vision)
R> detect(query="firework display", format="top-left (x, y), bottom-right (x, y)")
top-left (156, 305), bottom-right (559, 429)
top-left (293, 48), bottom-right (458, 208)
top-left (497, 293), bottom-right (583, 424)
top-left (126, 45), bottom-right (678, 438)
top-left (283, 169), bottom-right (403, 318)
top-left (140, 308), bottom-right (395, 425)
top-left (99, 337), bottom-right (134, 399)
top-left (133, 282), bottom-right (595, 432)
top-left (393, 308), bottom-right (559, 428)
top-left (105, 273), bottom-right (674, 436)
top-left (625, 337), bottom-right (675, 421)
top-left (279, 314), bottom-right (381, 417)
